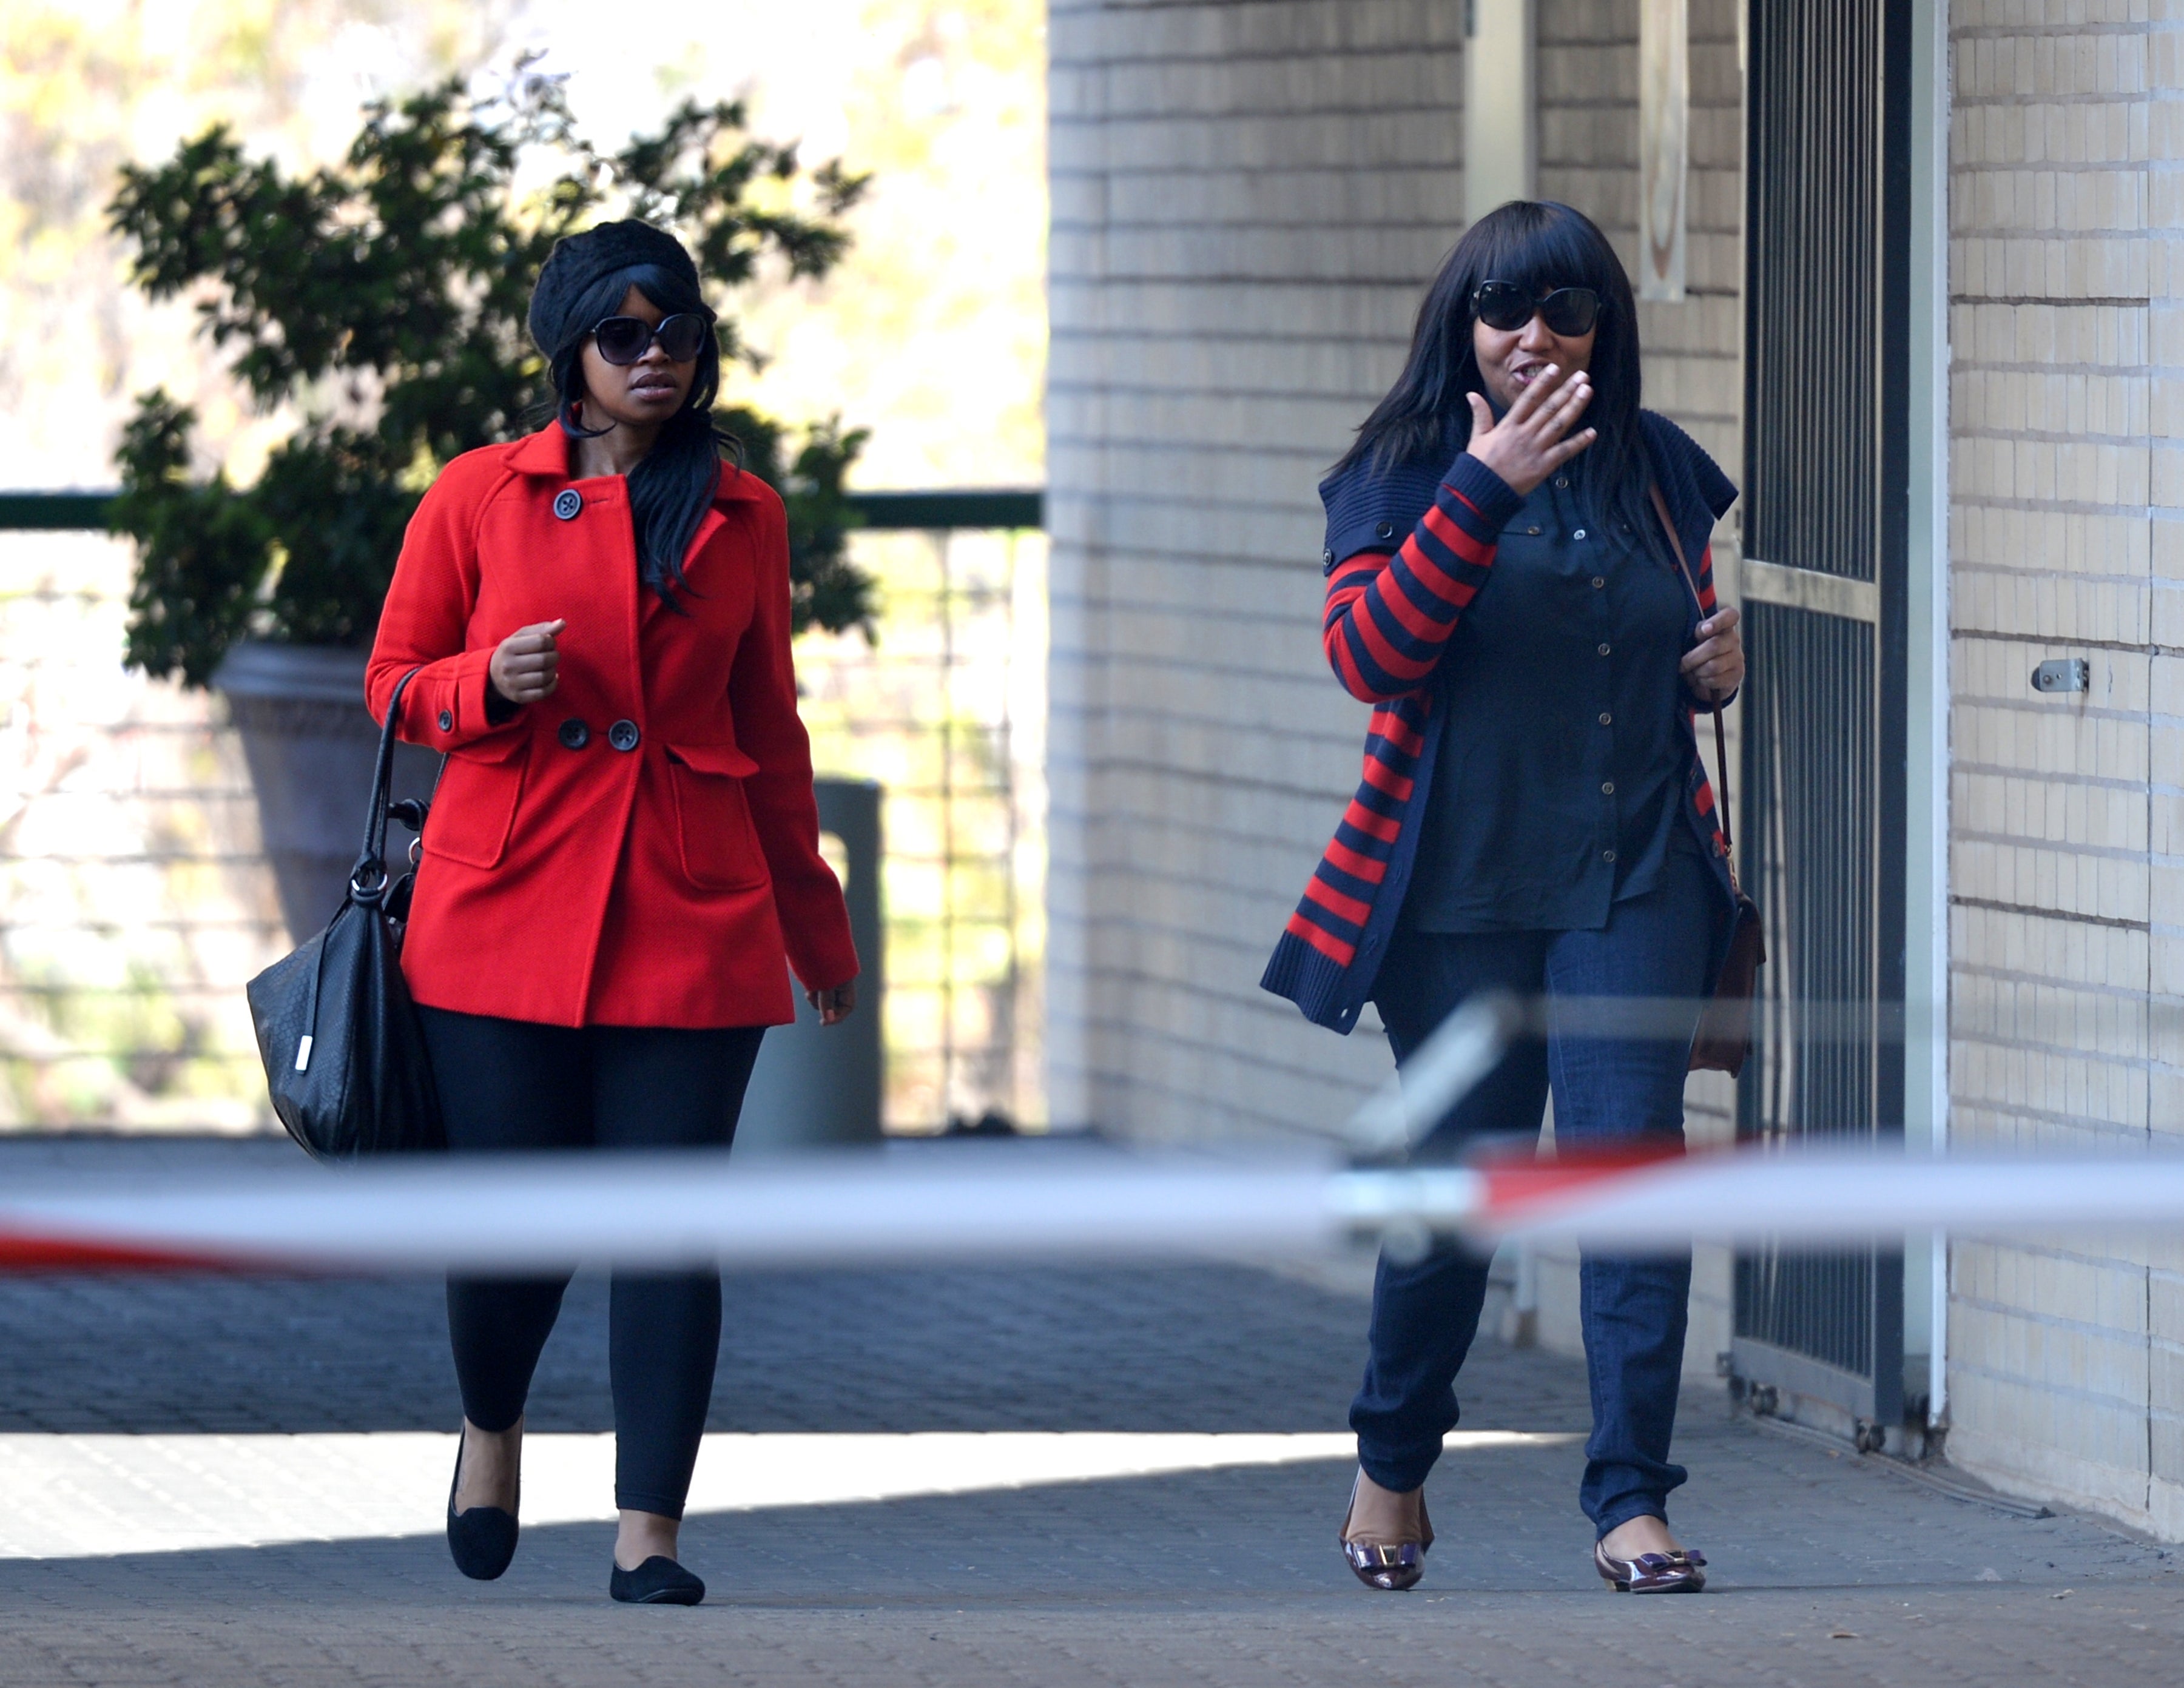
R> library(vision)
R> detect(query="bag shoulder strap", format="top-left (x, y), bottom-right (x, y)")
top-left (1647, 484), bottom-right (1734, 856)
top-left (354, 667), bottom-right (424, 898)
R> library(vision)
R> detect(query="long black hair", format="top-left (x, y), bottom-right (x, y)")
top-left (533, 249), bottom-right (737, 608)
top-left (1333, 201), bottom-right (1657, 554)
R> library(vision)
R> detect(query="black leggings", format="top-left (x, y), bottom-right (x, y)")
top-left (417, 1007), bottom-right (765, 1519)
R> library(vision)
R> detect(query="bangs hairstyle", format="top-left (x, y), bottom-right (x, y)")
top-left (1333, 201), bottom-right (1658, 560)
top-left (541, 261), bottom-right (740, 609)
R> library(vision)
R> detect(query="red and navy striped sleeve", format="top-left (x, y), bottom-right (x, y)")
top-left (1672, 533), bottom-right (1742, 711)
top-left (1321, 454), bottom-right (1525, 702)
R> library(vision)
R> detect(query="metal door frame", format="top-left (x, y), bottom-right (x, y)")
top-left (1729, 0), bottom-right (1912, 1438)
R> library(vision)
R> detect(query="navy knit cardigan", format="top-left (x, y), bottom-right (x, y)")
top-left (1259, 411), bottom-right (1741, 1033)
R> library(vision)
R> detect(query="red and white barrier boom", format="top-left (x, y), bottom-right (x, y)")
top-left (5, 995), bottom-right (2177, 1273)
top-left (3, 1145), bottom-right (2184, 1274)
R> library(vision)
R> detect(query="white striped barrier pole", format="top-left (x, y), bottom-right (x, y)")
top-left (0, 1149), bottom-right (1364, 1273)
top-left (4, 1144), bottom-right (2184, 1273)
top-left (6, 989), bottom-right (2172, 1271)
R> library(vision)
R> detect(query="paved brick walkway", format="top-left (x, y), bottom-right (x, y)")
top-left (0, 1136), bottom-right (2177, 1685)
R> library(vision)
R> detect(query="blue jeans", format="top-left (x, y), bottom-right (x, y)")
top-left (1352, 848), bottom-right (1719, 1536)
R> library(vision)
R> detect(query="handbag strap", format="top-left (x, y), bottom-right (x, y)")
top-left (1647, 485), bottom-right (1734, 856)
top-left (352, 667), bottom-right (423, 903)
top-left (295, 665), bottom-right (424, 1065)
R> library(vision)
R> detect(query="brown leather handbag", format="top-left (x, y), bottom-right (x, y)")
top-left (1651, 487), bottom-right (1765, 1077)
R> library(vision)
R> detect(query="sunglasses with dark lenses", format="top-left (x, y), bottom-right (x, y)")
top-left (590, 312), bottom-right (711, 366)
top-left (1472, 281), bottom-right (1603, 337)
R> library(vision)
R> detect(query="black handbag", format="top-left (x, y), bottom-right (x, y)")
top-left (1650, 487), bottom-right (1766, 1078)
top-left (245, 668), bottom-right (446, 1160)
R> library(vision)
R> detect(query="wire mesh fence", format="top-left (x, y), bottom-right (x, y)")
top-left (0, 530), bottom-right (272, 1129)
top-left (795, 525), bottom-right (1046, 1133)
top-left (0, 517), bottom-right (1046, 1135)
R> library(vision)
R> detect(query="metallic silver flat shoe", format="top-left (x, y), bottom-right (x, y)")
top-left (1594, 1538), bottom-right (1706, 1593)
top-left (1340, 1474), bottom-right (1434, 1592)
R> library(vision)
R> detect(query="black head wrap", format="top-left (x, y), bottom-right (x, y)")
top-left (527, 220), bottom-right (703, 357)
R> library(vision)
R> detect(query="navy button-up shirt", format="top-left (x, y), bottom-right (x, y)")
top-left (1402, 473), bottom-right (1697, 933)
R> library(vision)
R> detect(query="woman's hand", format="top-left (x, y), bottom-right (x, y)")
top-left (1461, 366), bottom-right (1597, 498)
top-left (1681, 604), bottom-right (1744, 702)
top-left (488, 619), bottom-right (565, 707)
top-left (807, 979), bottom-right (857, 1026)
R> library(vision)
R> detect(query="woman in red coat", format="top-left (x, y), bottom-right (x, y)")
top-left (366, 220), bottom-right (858, 1606)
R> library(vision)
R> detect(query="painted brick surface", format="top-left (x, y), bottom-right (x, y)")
top-left (1943, 0), bottom-right (2184, 1540)
top-left (1050, 0), bottom-right (1464, 1145)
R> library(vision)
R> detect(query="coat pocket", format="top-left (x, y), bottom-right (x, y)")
top-left (423, 731), bottom-right (530, 870)
top-left (666, 741), bottom-right (767, 891)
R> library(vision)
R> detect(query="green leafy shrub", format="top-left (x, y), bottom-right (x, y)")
top-left (107, 67), bottom-right (875, 687)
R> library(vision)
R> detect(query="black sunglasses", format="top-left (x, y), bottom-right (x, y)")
top-left (1472, 281), bottom-right (1603, 337)
top-left (590, 312), bottom-right (711, 366)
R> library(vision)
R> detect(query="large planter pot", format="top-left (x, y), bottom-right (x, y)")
top-left (214, 641), bottom-right (440, 943)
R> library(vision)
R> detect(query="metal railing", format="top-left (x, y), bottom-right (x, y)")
top-left (0, 486), bottom-right (1045, 1135)
top-left (0, 489), bottom-right (1043, 533)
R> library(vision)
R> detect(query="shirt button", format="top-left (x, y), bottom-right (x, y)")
top-left (1374, 520), bottom-right (1396, 540)
top-left (1555, 476), bottom-right (1571, 489)
top-left (1597, 642), bottom-right (1611, 656)
top-left (1322, 547), bottom-right (1334, 567)
top-left (1602, 849), bottom-right (1618, 864)
top-left (437, 710), bottom-right (453, 731)
top-left (1528, 524), bottom-right (1543, 536)
top-left (1574, 528), bottom-right (1588, 540)
top-left (1592, 576), bottom-right (1606, 589)
top-left (1601, 781), bottom-right (1616, 795)
top-left (1599, 711), bottom-right (1613, 726)
top-left (607, 719), bottom-right (641, 752)
top-left (553, 488), bottom-right (582, 521)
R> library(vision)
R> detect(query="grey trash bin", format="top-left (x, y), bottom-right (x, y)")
top-left (734, 777), bottom-right (884, 1152)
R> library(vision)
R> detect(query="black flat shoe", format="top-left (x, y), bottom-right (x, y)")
top-left (610, 1555), bottom-right (706, 1606)
top-left (445, 1425), bottom-right (519, 1582)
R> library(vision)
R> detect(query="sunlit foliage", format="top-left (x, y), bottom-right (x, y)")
top-left (107, 68), bottom-right (876, 684)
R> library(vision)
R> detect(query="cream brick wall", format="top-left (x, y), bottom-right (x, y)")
top-left (1049, 0), bottom-right (1468, 1149)
top-left (1048, 0), bottom-right (1745, 1380)
top-left (1942, 0), bottom-right (2184, 1539)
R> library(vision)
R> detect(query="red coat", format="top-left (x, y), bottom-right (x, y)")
top-left (365, 423), bottom-right (858, 1028)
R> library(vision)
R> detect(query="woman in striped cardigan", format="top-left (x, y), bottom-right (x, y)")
top-left (1261, 202), bottom-right (1745, 1595)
